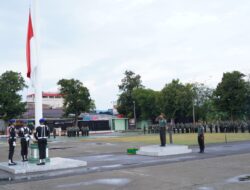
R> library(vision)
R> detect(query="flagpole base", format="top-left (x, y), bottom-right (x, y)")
top-left (28, 143), bottom-right (50, 163)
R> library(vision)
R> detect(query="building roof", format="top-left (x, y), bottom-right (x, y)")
top-left (27, 92), bottom-right (62, 98)
top-left (22, 106), bottom-right (64, 118)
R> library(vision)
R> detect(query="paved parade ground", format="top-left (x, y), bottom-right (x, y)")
top-left (0, 135), bottom-right (250, 190)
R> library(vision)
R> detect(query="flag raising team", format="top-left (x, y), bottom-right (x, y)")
top-left (6, 119), bottom-right (50, 166)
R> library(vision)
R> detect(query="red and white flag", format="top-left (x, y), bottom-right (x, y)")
top-left (26, 1), bottom-right (43, 127)
top-left (26, 11), bottom-right (34, 78)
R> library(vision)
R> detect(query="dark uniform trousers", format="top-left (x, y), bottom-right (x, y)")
top-left (198, 134), bottom-right (205, 152)
top-left (21, 138), bottom-right (28, 157)
top-left (8, 139), bottom-right (15, 161)
top-left (159, 127), bottom-right (166, 146)
top-left (38, 138), bottom-right (47, 159)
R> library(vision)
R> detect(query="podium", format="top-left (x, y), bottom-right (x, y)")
top-left (137, 144), bottom-right (192, 156)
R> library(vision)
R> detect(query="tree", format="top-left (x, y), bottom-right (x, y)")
top-left (132, 88), bottom-right (160, 121)
top-left (117, 92), bottom-right (134, 118)
top-left (117, 70), bottom-right (144, 118)
top-left (192, 83), bottom-right (214, 122)
top-left (213, 71), bottom-right (248, 120)
top-left (57, 79), bottom-right (93, 125)
top-left (160, 79), bottom-right (193, 122)
top-left (244, 74), bottom-right (250, 119)
top-left (160, 79), bottom-right (194, 144)
top-left (118, 70), bottom-right (144, 92)
top-left (0, 71), bottom-right (27, 122)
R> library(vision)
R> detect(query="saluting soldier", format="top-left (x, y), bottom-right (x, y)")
top-left (19, 121), bottom-right (31, 162)
top-left (34, 118), bottom-right (50, 165)
top-left (156, 113), bottom-right (167, 147)
top-left (7, 119), bottom-right (17, 166)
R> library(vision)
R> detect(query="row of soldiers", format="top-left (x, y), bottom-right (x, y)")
top-left (7, 119), bottom-right (50, 166)
top-left (67, 126), bottom-right (89, 137)
top-left (147, 120), bottom-right (250, 134)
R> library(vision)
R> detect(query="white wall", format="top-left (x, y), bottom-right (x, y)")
top-left (27, 95), bottom-right (63, 108)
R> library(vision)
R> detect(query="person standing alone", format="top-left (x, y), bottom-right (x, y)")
top-left (197, 123), bottom-right (205, 153)
top-left (156, 114), bottom-right (167, 147)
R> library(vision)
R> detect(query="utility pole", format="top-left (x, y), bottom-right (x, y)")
top-left (133, 101), bottom-right (136, 129)
top-left (192, 98), bottom-right (195, 125)
top-left (169, 118), bottom-right (174, 144)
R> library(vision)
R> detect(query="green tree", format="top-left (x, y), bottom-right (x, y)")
top-left (160, 79), bottom-right (193, 122)
top-left (244, 75), bottom-right (250, 119)
top-left (57, 79), bottom-right (93, 125)
top-left (118, 70), bottom-right (144, 92)
top-left (192, 83), bottom-right (214, 122)
top-left (0, 71), bottom-right (27, 122)
top-left (117, 70), bottom-right (144, 118)
top-left (213, 71), bottom-right (248, 120)
top-left (132, 88), bottom-right (160, 121)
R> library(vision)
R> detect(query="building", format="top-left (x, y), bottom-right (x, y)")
top-left (27, 92), bottom-right (63, 109)
top-left (23, 92), bottom-right (64, 119)
top-left (22, 93), bottom-right (129, 131)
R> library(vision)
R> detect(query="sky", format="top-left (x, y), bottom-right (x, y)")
top-left (0, 0), bottom-right (250, 109)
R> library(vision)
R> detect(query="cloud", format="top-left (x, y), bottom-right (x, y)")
top-left (159, 12), bottom-right (219, 29)
top-left (1, 0), bottom-right (250, 109)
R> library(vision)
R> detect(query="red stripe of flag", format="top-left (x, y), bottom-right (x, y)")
top-left (26, 11), bottom-right (34, 78)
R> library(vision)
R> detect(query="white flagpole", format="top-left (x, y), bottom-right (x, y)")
top-left (32, 0), bottom-right (43, 127)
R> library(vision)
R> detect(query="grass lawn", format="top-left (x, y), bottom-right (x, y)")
top-left (81, 133), bottom-right (250, 145)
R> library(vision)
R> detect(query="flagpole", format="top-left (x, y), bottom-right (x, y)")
top-left (32, 0), bottom-right (43, 127)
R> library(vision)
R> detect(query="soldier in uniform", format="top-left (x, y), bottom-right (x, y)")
top-left (86, 125), bottom-right (89, 136)
top-left (197, 123), bottom-right (205, 153)
top-left (7, 119), bottom-right (17, 166)
top-left (34, 118), bottom-right (50, 165)
top-left (19, 121), bottom-right (31, 162)
top-left (156, 113), bottom-right (167, 147)
top-left (53, 128), bottom-right (57, 139)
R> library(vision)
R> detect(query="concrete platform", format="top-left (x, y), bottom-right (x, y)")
top-left (136, 144), bottom-right (192, 156)
top-left (0, 157), bottom-right (87, 174)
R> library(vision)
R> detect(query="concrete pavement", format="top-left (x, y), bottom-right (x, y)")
top-left (1, 153), bottom-right (250, 190)
top-left (1, 135), bottom-right (250, 189)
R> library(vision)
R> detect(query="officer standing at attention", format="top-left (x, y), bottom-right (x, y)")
top-left (19, 121), bottom-right (31, 162)
top-left (53, 128), bottom-right (56, 139)
top-left (34, 118), bottom-right (50, 165)
top-left (156, 113), bottom-right (167, 147)
top-left (197, 123), bottom-right (205, 153)
top-left (7, 119), bottom-right (17, 166)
